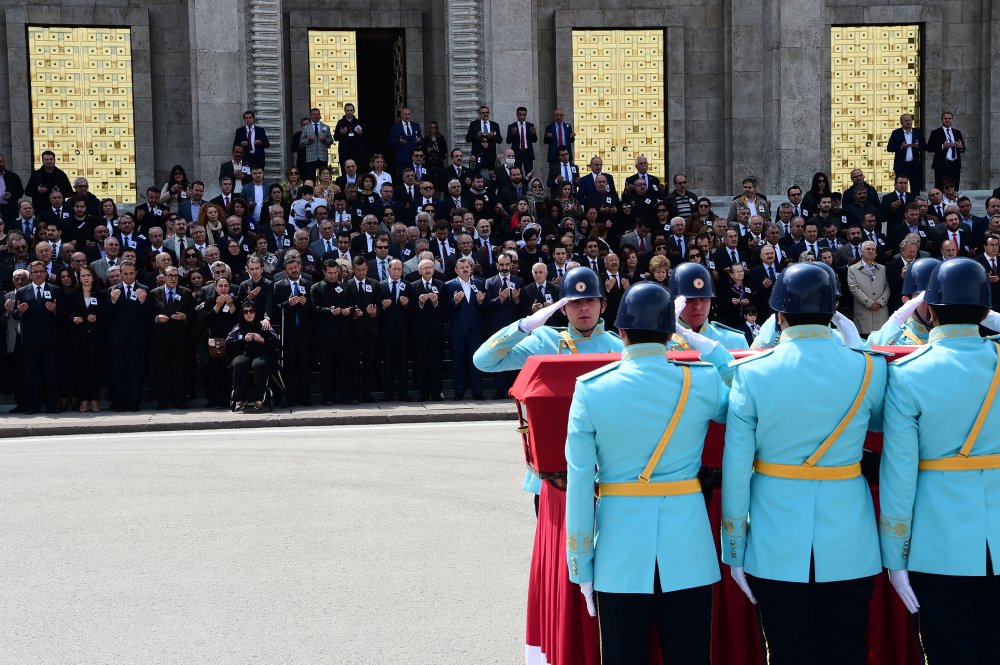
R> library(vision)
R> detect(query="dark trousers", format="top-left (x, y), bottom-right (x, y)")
top-left (448, 331), bottom-right (482, 395)
top-left (23, 344), bottom-right (58, 411)
top-left (933, 163), bottom-right (961, 190)
top-left (281, 327), bottom-right (312, 405)
top-left (382, 331), bottom-right (409, 397)
top-left (316, 337), bottom-right (346, 401)
top-left (910, 550), bottom-right (1000, 664)
top-left (111, 344), bottom-right (144, 409)
top-left (153, 339), bottom-right (191, 401)
top-left (206, 356), bottom-right (230, 406)
top-left (412, 332), bottom-right (443, 398)
top-left (349, 333), bottom-right (378, 399)
top-left (895, 161), bottom-right (923, 194)
top-left (72, 330), bottom-right (103, 401)
top-left (231, 354), bottom-right (272, 401)
top-left (596, 577), bottom-right (712, 665)
top-left (747, 569), bottom-right (874, 665)
top-left (304, 160), bottom-right (325, 183)
top-left (6, 339), bottom-right (26, 408)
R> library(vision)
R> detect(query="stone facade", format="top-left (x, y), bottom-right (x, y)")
top-left (0, 0), bottom-right (996, 200)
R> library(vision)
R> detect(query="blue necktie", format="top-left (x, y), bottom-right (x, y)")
top-left (291, 282), bottom-right (300, 325)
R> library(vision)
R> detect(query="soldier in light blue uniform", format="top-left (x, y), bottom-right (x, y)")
top-left (866, 257), bottom-right (939, 347)
top-left (879, 258), bottom-right (1000, 662)
top-left (667, 262), bottom-right (747, 383)
top-left (565, 282), bottom-right (728, 664)
top-left (721, 262), bottom-right (887, 664)
top-left (473, 267), bottom-right (624, 498)
top-left (751, 261), bottom-right (863, 348)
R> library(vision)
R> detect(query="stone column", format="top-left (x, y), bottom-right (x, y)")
top-left (188, 0), bottom-right (246, 197)
top-left (987, 0), bottom-right (1000, 186)
top-left (724, 0), bottom-right (765, 192)
top-left (484, 0), bottom-right (539, 159)
top-left (761, 0), bottom-right (823, 193)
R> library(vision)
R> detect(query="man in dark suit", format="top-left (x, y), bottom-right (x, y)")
top-left (12, 261), bottom-right (62, 413)
top-left (345, 255), bottom-right (380, 403)
top-left (273, 254), bottom-right (314, 406)
top-left (378, 258), bottom-right (411, 401)
top-left (932, 211), bottom-right (975, 258)
top-left (438, 148), bottom-right (472, 193)
top-left (113, 214), bottom-right (149, 261)
top-left (39, 189), bottom-right (71, 234)
top-left (788, 223), bottom-right (830, 263)
top-left (333, 103), bottom-right (364, 172)
top-left (233, 110), bottom-right (270, 169)
top-left (546, 145), bottom-right (580, 197)
top-left (311, 259), bottom-right (351, 405)
top-left (133, 186), bottom-right (170, 235)
top-left (623, 155), bottom-right (663, 199)
top-left (429, 221), bottom-right (458, 266)
top-left (576, 156), bottom-right (618, 203)
top-left (350, 215), bottom-right (380, 260)
top-left (289, 116), bottom-right (309, 179)
top-left (542, 108), bottom-right (575, 165)
top-left (387, 107), bottom-right (422, 175)
top-left (104, 260), bottom-right (150, 411)
top-left (237, 256), bottom-right (275, 326)
top-left (521, 260), bottom-right (562, 320)
top-left (0, 153), bottom-right (25, 226)
top-left (445, 257), bottom-right (486, 400)
top-left (150, 267), bottom-right (194, 409)
top-left (483, 253), bottom-right (523, 398)
top-left (886, 113), bottom-right (924, 193)
top-left (506, 106), bottom-right (537, 175)
top-left (976, 233), bottom-right (1000, 309)
top-left (878, 175), bottom-right (912, 234)
top-left (747, 245), bottom-right (780, 320)
top-left (926, 111), bottom-right (966, 189)
top-left (366, 233), bottom-right (395, 283)
top-left (885, 239), bottom-right (921, 312)
top-left (409, 257), bottom-right (447, 401)
top-left (600, 252), bottom-right (626, 326)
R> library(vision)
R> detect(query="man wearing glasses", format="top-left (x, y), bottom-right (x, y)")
top-left (847, 241), bottom-right (890, 338)
top-left (666, 174), bottom-right (699, 219)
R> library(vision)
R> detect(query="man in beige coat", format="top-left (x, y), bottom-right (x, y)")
top-left (847, 240), bottom-right (890, 335)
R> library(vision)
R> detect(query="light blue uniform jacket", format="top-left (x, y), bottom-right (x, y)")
top-left (473, 318), bottom-right (623, 494)
top-left (866, 316), bottom-right (929, 347)
top-left (721, 325), bottom-right (887, 582)
top-left (880, 325), bottom-right (1000, 575)
top-left (566, 344), bottom-right (728, 593)
top-left (667, 320), bottom-right (745, 384)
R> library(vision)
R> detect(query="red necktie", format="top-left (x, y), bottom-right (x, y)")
top-left (224, 196), bottom-right (229, 208)
top-left (953, 232), bottom-right (959, 246)
top-left (557, 124), bottom-right (564, 145)
top-left (520, 124), bottom-right (526, 150)
top-left (639, 236), bottom-right (645, 253)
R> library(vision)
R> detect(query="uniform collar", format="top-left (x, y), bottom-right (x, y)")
top-left (929, 324), bottom-right (981, 343)
top-left (676, 319), bottom-right (705, 335)
top-left (779, 324), bottom-right (833, 343)
top-left (905, 318), bottom-right (929, 338)
top-left (567, 319), bottom-right (606, 339)
top-left (621, 343), bottom-right (665, 362)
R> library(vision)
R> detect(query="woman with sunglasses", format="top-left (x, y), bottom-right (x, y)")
top-left (686, 197), bottom-right (718, 236)
top-left (802, 171), bottom-right (832, 214)
top-left (281, 167), bottom-right (303, 204)
top-left (160, 165), bottom-right (190, 213)
top-left (179, 246), bottom-right (210, 285)
top-left (225, 301), bottom-right (280, 412)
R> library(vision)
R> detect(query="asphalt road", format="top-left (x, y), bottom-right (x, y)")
top-left (0, 422), bottom-right (533, 664)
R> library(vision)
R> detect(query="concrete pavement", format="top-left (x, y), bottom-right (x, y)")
top-left (0, 400), bottom-right (518, 438)
top-left (0, 422), bottom-right (534, 664)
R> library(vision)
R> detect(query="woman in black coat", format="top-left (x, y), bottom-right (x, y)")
top-left (200, 276), bottom-right (239, 408)
top-left (225, 300), bottom-right (280, 412)
top-left (67, 266), bottom-right (104, 412)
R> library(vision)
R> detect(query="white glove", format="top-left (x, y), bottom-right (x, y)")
top-left (676, 327), bottom-right (720, 356)
top-left (751, 314), bottom-right (778, 349)
top-left (831, 311), bottom-right (864, 347)
top-left (518, 296), bottom-right (569, 333)
top-left (889, 291), bottom-right (924, 328)
top-left (674, 295), bottom-right (687, 324)
top-left (730, 567), bottom-right (756, 605)
top-left (579, 581), bottom-right (597, 617)
top-left (888, 569), bottom-right (919, 614)
top-left (982, 310), bottom-right (1000, 332)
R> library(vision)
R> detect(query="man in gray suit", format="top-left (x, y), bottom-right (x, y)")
top-left (3, 268), bottom-right (28, 411)
top-left (90, 236), bottom-right (122, 285)
top-left (299, 107), bottom-right (333, 181)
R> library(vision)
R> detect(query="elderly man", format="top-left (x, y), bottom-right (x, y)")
top-left (847, 240), bottom-right (890, 336)
top-left (4, 268), bottom-right (29, 412)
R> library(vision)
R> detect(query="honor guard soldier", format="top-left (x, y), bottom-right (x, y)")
top-left (565, 283), bottom-right (729, 664)
top-left (880, 257), bottom-right (1000, 662)
top-left (751, 262), bottom-right (864, 349)
top-left (473, 266), bottom-right (623, 496)
top-left (721, 262), bottom-right (888, 664)
top-left (866, 257), bottom-right (939, 346)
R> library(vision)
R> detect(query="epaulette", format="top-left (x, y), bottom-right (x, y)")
top-left (853, 347), bottom-right (894, 358)
top-left (710, 321), bottom-right (745, 335)
top-left (578, 361), bottom-right (621, 382)
top-left (986, 334), bottom-right (1000, 344)
top-left (890, 344), bottom-right (933, 365)
top-left (670, 359), bottom-right (714, 368)
top-left (729, 349), bottom-right (774, 366)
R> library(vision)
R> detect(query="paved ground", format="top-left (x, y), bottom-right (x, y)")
top-left (0, 422), bottom-right (533, 664)
top-left (0, 400), bottom-right (517, 438)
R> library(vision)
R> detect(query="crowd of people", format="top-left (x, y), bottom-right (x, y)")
top-left (3, 105), bottom-right (999, 415)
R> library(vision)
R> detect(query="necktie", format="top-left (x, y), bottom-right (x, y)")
top-left (502, 277), bottom-right (508, 291)
top-left (391, 281), bottom-right (398, 302)
top-left (326, 239), bottom-right (334, 253)
top-left (484, 241), bottom-right (492, 265)
top-left (557, 124), bottom-right (564, 145)
top-left (440, 241), bottom-right (448, 258)
top-left (808, 244), bottom-right (816, 256)
top-left (639, 236), bottom-right (646, 253)
top-left (992, 258), bottom-right (997, 273)
top-left (36, 286), bottom-right (42, 304)
top-left (563, 164), bottom-right (569, 182)
top-left (590, 259), bottom-right (597, 271)
top-left (767, 266), bottom-right (775, 281)
top-left (558, 268), bottom-right (564, 278)
top-left (167, 289), bottom-right (175, 314)
top-left (291, 282), bottom-right (300, 325)
top-left (483, 121), bottom-right (488, 134)
top-left (899, 193), bottom-right (904, 204)
top-left (520, 123), bottom-right (526, 150)
top-left (178, 238), bottom-right (185, 253)
top-left (953, 232), bottom-right (959, 247)
top-left (380, 260), bottom-right (387, 281)
top-left (731, 250), bottom-right (737, 263)
top-left (248, 126), bottom-right (254, 151)
top-left (314, 123), bottom-right (319, 139)
top-left (946, 128), bottom-right (955, 160)
top-left (224, 196), bottom-right (229, 208)
top-left (794, 205), bottom-right (800, 216)
top-left (854, 245), bottom-right (860, 259)
top-left (405, 122), bottom-right (411, 136)
top-left (125, 286), bottom-right (131, 301)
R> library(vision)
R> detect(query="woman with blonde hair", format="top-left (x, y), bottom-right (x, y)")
top-left (645, 254), bottom-right (671, 288)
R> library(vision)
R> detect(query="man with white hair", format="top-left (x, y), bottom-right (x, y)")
top-left (847, 240), bottom-right (890, 336)
top-left (664, 216), bottom-right (689, 266)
